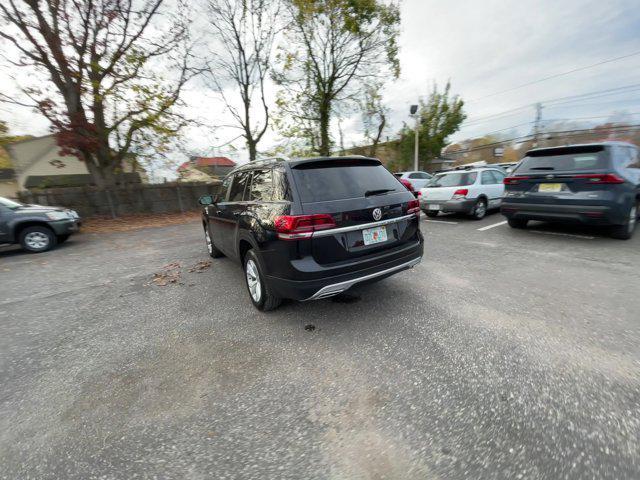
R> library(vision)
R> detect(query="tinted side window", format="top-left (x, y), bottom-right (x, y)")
top-left (249, 169), bottom-right (274, 201)
top-left (220, 176), bottom-right (232, 200)
top-left (408, 172), bottom-right (421, 179)
top-left (228, 171), bottom-right (250, 202)
top-left (272, 167), bottom-right (291, 201)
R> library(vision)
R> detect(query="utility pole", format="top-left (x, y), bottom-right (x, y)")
top-left (532, 103), bottom-right (543, 147)
top-left (410, 105), bottom-right (419, 171)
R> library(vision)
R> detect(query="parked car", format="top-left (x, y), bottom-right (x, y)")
top-left (394, 171), bottom-right (433, 190)
top-left (199, 157), bottom-right (424, 311)
top-left (494, 161), bottom-right (520, 174)
top-left (501, 142), bottom-right (640, 239)
top-left (0, 197), bottom-right (81, 253)
top-left (397, 177), bottom-right (417, 196)
top-left (419, 167), bottom-right (506, 219)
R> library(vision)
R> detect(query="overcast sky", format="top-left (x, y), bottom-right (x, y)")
top-left (1, 0), bottom-right (639, 173)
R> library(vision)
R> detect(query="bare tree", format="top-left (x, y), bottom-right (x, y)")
top-left (0, 0), bottom-right (196, 187)
top-left (207, 0), bottom-right (280, 161)
top-left (273, 0), bottom-right (400, 156)
top-left (361, 83), bottom-right (389, 157)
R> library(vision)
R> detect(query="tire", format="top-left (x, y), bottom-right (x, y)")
top-left (507, 218), bottom-right (528, 229)
top-left (57, 234), bottom-right (70, 244)
top-left (19, 226), bottom-right (57, 253)
top-left (204, 224), bottom-right (224, 258)
top-left (471, 198), bottom-right (487, 220)
top-left (610, 203), bottom-right (637, 240)
top-left (244, 249), bottom-right (281, 311)
top-left (425, 210), bottom-right (439, 218)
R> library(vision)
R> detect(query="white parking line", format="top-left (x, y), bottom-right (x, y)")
top-left (477, 220), bottom-right (508, 231)
top-left (529, 230), bottom-right (595, 240)
top-left (423, 219), bottom-right (459, 225)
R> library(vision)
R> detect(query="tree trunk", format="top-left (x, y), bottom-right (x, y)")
top-left (247, 138), bottom-right (258, 161)
top-left (318, 100), bottom-right (331, 156)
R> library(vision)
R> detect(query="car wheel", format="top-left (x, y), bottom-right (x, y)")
top-left (610, 203), bottom-right (637, 240)
top-left (204, 224), bottom-right (224, 258)
top-left (507, 218), bottom-right (528, 229)
top-left (244, 249), bottom-right (281, 311)
top-left (425, 210), bottom-right (439, 218)
top-left (57, 234), bottom-right (70, 244)
top-left (471, 198), bottom-right (487, 220)
top-left (20, 226), bottom-right (57, 253)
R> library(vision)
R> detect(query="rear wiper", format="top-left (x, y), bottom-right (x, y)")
top-left (530, 167), bottom-right (555, 170)
top-left (365, 188), bottom-right (395, 197)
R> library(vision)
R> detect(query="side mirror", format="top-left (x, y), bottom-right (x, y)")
top-left (199, 195), bottom-right (215, 206)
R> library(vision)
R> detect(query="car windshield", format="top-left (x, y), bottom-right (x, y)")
top-left (291, 159), bottom-right (400, 203)
top-left (0, 197), bottom-right (23, 209)
top-left (427, 172), bottom-right (477, 187)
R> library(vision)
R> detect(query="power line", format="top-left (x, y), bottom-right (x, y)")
top-left (545, 112), bottom-right (640, 122)
top-left (468, 50), bottom-right (640, 103)
top-left (446, 124), bottom-right (640, 155)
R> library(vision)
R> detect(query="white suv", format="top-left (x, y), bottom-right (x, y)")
top-left (419, 168), bottom-right (506, 219)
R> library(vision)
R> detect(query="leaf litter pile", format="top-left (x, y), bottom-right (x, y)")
top-left (149, 260), bottom-right (212, 287)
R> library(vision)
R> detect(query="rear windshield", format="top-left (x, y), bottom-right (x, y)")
top-left (291, 160), bottom-right (400, 203)
top-left (516, 146), bottom-right (609, 173)
top-left (427, 172), bottom-right (477, 187)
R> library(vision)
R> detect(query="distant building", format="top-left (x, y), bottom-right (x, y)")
top-left (5, 134), bottom-right (146, 190)
top-left (177, 156), bottom-right (236, 182)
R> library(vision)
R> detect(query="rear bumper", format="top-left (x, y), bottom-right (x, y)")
top-left (501, 201), bottom-right (626, 225)
top-left (265, 238), bottom-right (424, 301)
top-left (420, 198), bottom-right (474, 214)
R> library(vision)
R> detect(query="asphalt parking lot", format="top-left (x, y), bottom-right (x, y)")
top-left (1, 211), bottom-right (639, 479)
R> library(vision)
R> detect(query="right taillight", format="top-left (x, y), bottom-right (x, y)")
top-left (274, 214), bottom-right (336, 240)
top-left (504, 176), bottom-right (530, 185)
top-left (407, 199), bottom-right (420, 216)
top-left (573, 173), bottom-right (625, 184)
top-left (452, 188), bottom-right (468, 200)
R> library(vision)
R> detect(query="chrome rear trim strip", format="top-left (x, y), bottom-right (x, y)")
top-left (305, 256), bottom-right (421, 301)
top-left (312, 213), bottom-right (416, 238)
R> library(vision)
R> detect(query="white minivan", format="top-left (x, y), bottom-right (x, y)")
top-left (419, 168), bottom-right (505, 219)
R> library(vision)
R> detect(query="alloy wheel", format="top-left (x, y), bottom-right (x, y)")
top-left (245, 259), bottom-right (262, 303)
top-left (24, 231), bottom-right (50, 250)
top-left (205, 229), bottom-right (212, 254)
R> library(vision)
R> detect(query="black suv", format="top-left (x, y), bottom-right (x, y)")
top-left (0, 196), bottom-right (81, 252)
top-left (501, 142), bottom-right (640, 239)
top-left (199, 157), bottom-right (423, 310)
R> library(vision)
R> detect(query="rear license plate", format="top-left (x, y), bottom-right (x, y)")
top-left (538, 183), bottom-right (563, 192)
top-left (362, 225), bottom-right (387, 245)
top-left (428, 204), bottom-right (440, 210)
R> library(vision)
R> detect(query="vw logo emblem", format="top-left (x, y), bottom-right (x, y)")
top-left (546, 174), bottom-right (554, 179)
top-left (372, 208), bottom-right (382, 221)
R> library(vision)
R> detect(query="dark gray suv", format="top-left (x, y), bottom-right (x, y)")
top-left (501, 142), bottom-right (640, 239)
top-left (0, 197), bottom-right (81, 252)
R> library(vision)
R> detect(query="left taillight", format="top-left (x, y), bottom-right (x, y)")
top-left (452, 188), bottom-right (468, 200)
top-left (407, 199), bottom-right (420, 216)
top-left (274, 214), bottom-right (336, 240)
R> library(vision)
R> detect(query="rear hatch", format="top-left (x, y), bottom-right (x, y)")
top-left (420, 171), bottom-right (478, 201)
top-left (289, 158), bottom-right (419, 265)
top-left (504, 145), bottom-right (621, 205)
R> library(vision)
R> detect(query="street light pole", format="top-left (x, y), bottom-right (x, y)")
top-left (410, 105), bottom-right (419, 171)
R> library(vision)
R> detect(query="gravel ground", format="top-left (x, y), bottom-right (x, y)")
top-left (1, 214), bottom-right (639, 479)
